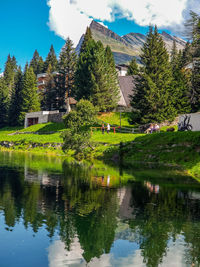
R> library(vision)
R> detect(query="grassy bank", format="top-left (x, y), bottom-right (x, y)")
top-left (104, 131), bottom-right (200, 179)
top-left (1, 119), bottom-right (200, 179)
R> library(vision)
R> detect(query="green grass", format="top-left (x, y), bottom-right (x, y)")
top-left (98, 112), bottom-right (133, 127)
top-left (19, 122), bottom-right (65, 133)
top-left (91, 130), bottom-right (140, 144)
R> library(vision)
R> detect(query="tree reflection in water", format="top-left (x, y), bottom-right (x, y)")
top-left (0, 153), bottom-right (200, 266)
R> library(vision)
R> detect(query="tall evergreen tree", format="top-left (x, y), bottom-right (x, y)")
top-left (181, 42), bottom-right (192, 67)
top-left (185, 12), bottom-right (200, 112)
top-left (57, 38), bottom-right (77, 111)
top-left (75, 32), bottom-right (119, 111)
top-left (30, 50), bottom-right (44, 76)
top-left (80, 27), bottom-right (92, 53)
top-left (4, 55), bottom-right (17, 97)
top-left (130, 26), bottom-right (176, 124)
top-left (43, 45), bottom-right (58, 72)
top-left (127, 58), bottom-right (139, 75)
top-left (8, 67), bottom-right (23, 126)
top-left (18, 66), bottom-right (40, 125)
top-left (41, 64), bottom-right (57, 111)
top-left (75, 31), bottom-right (96, 101)
top-left (104, 46), bottom-right (120, 110)
top-left (170, 44), bottom-right (191, 114)
top-left (0, 78), bottom-right (9, 127)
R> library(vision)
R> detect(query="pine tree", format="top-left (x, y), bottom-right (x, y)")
top-left (0, 78), bottom-right (9, 127)
top-left (80, 27), bottom-right (92, 53)
top-left (75, 32), bottom-right (120, 111)
top-left (75, 33), bottom-right (96, 100)
top-left (104, 46), bottom-right (120, 110)
top-left (190, 60), bottom-right (200, 112)
top-left (8, 67), bottom-right (23, 126)
top-left (18, 66), bottom-right (40, 125)
top-left (185, 12), bottom-right (200, 112)
top-left (4, 55), bottom-right (17, 97)
top-left (30, 50), bottom-right (44, 76)
top-left (41, 64), bottom-right (57, 110)
top-left (127, 58), bottom-right (139, 75)
top-left (181, 42), bottom-right (192, 67)
top-left (130, 26), bottom-right (176, 124)
top-left (57, 38), bottom-right (77, 111)
top-left (171, 46), bottom-right (191, 114)
top-left (43, 45), bottom-right (58, 72)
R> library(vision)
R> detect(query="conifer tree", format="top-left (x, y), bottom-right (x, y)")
top-left (0, 78), bottom-right (9, 127)
top-left (181, 42), bottom-right (192, 67)
top-left (75, 31), bottom-right (119, 111)
top-left (130, 26), bottom-right (176, 124)
top-left (30, 50), bottom-right (44, 75)
top-left (75, 30), bottom-right (96, 101)
top-left (57, 38), bottom-right (77, 111)
top-left (18, 66), bottom-right (40, 125)
top-left (104, 46), bottom-right (120, 110)
top-left (8, 67), bottom-right (23, 126)
top-left (185, 12), bottom-right (200, 112)
top-left (41, 64), bottom-right (57, 110)
top-left (43, 45), bottom-right (58, 72)
top-left (171, 44), bottom-right (191, 114)
top-left (127, 58), bottom-right (139, 75)
top-left (4, 55), bottom-right (17, 97)
top-left (80, 27), bottom-right (92, 53)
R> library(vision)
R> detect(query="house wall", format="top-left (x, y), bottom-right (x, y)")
top-left (24, 111), bottom-right (60, 128)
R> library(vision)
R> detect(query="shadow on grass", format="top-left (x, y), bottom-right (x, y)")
top-left (103, 131), bottom-right (200, 179)
top-left (36, 122), bottom-right (65, 134)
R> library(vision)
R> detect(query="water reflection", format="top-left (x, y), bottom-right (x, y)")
top-left (0, 152), bottom-right (200, 266)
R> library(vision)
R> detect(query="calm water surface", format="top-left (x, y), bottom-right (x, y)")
top-left (0, 151), bottom-right (200, 267)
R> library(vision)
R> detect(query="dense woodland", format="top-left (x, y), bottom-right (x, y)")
top-left (0, 12), bottom-right (200, 127)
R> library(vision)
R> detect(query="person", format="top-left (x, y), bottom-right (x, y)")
top-left (154, 123), bottom-right (160, 132)
top-left (102, 124), bottom-right (105, 134)
top-left (107, 123), bottom-right (110, 134)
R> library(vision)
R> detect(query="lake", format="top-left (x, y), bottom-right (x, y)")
top-left (0, 151), bottom-right (200, 267)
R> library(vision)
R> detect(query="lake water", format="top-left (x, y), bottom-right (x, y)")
top-left (0, 151), bottom-right (200, 267)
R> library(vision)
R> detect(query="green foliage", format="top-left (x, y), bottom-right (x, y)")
top-left (43, 45), bottom-right (58, 72)
top-left (30, 50), bottom-right (44, 75)
top-left (8, 67), bottom-right (24, 126)
top-left (18, 66), bottom-right (40, 125)
top-left (3, 55), bottom-right (17, 97)
top-left (62, 100), bottom-right (97, 154)
top-left (0, 78), bottom-right (9, 127)
top-left (170, 42), bottom-right (191, 114)
top-left (56, 38), bottom-right (77, 111)
top-left (75, 31), bottom-right (119, 111)
top-left (127, 57), bottom-right (139, 75)
top-left (41, 64), bottom-right (57, 110)
top-left (130, 26), bottom-right (176, 124)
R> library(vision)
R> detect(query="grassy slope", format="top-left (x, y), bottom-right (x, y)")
top-left (1, 117), bottom-right (200, 179)
top-left (105, 131), bottom-right (200, 179)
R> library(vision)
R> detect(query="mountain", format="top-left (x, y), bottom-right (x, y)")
top-left (76, 20), bottom-right (186, 65)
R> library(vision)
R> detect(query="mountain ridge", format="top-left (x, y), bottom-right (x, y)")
top-left (76, 20), bottom-right (186, 65)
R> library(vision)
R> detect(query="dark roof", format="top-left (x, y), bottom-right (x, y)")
top-left (118, 76), bottom-right (135, 107)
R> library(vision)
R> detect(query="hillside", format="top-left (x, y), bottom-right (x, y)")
top-left (76, 20), bottom-right (186, 65)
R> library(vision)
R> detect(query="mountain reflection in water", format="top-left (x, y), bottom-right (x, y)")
top-left (0, 151), bottom-right (200, 267)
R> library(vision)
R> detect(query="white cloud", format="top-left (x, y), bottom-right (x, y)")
top-left (47, 0), bottom-right (200, 45)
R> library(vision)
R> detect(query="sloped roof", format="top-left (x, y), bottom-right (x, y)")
top-left (68, 97), bottom-right (77, 105)
top-left (118, 76), bottom-right (135, 107)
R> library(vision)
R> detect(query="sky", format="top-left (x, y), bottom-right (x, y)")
top-left (0, 0), bottom-right (200, 72)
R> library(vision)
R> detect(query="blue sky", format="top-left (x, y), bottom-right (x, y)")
top-left (0, 0), bottom-right (199, 72)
